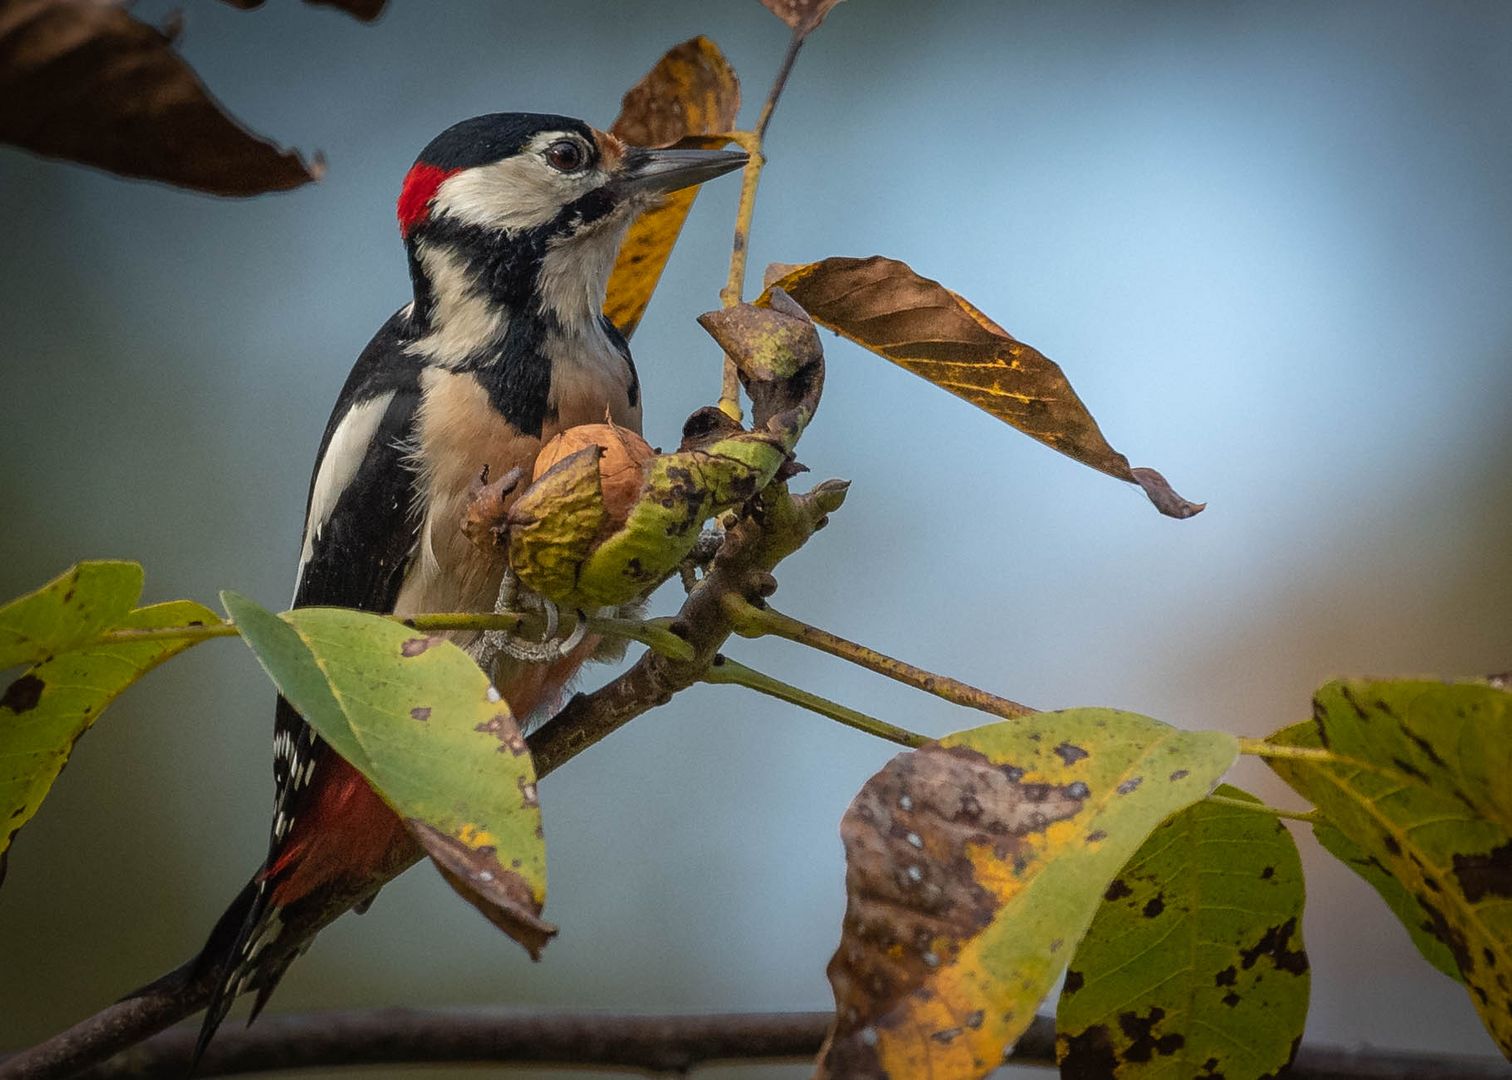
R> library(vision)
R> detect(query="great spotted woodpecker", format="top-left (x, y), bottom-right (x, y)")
top-left (190, 112), bottom-right (746, 1054)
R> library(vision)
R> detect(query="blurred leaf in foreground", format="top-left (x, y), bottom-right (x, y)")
top-left (223, 594), bottom-right (553, 957)
top-left (756, 0), bottom-right (845, 36)
top-left (1267, 679), bottom-right (1512, 1056)
top-left (1056, 785), bottom-right (1309, 1080)
top-left (2, 594), bottom-right (215, 879)
top-left (818, 709), bottom-right (1236, 1079)
top-left (605, 36), bottom-right (741, 337)
top-left (762, 257), bottom-right (1203, 519)
top-left (0, 0), bottom-right (321, 195)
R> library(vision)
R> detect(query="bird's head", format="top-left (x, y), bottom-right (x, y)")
top-left (396, 112), bottom-right (746, 335)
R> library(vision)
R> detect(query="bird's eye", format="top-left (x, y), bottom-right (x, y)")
top-left (545, 140), bottom-right (587, 172)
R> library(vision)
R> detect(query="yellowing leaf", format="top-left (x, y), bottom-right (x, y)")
top-left (1266, 679), bottom-right (1512, 1056)
top-left (605, 37), bottom-right (741, 337)
top-left (223, 594), bottom-right (553, 958)
top-left (1056, 786), bottom-right (1309, 1080)
top-left (2, 597), bottom-right (215, 876)
top-left (0, 0), bottom-right (320, 195)
top-left (0, 561), bottom-right (143, 670)
top-left (819, 710), bottom-right (1237, 1079)
top-left (761, 257), bottom-right (1204, 519)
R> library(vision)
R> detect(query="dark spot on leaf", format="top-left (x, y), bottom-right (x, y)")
top-left (1485, 947), bottom-right (1497, 969)
top-left (475, 714), bottom-right (528, 755)
top-left (410, 706), bottom-right (431, 722)
top-left (1058, 1024), bottom-right (1117, 1079)
top-left (1215, 965), bottom-right (1237, 987)
top-left (1117, 776), bottom-right (1142, 795)
top-left (1418, 893), bottom-right (1473, 974)
top-left (1, 674), bottom-right (45, 713)
top-left (1405, 728), bottom-right (1447, 768)
top-left (1001, 764), bottom-right (1025, 782)
top-left (1087, 829), bottom-right (1106, 843)
top-left (1104, 878), bottom-right (1133, 902)
top-left (1169, 768), bottom-right (1189, 781)
top-left (965, 1009), bottom-right (984, 1029)
top-left (1453, 840), bottom-right (1512, 902)
top-left (1063, 969), bottom-right (1084, 995)
top-left (930, 1026), bottom-right (962, 1044)
top-left (1340, 684), bottom-right (1371, 722)
top-left (1201, 1057), bottom-right (1225, 1077)
top-left (1143, 893), bottom-right (1165, 918)
top-left (1065, 780), bottom-right (1090, 799)
top-left (1261, 865), bottom-right (1275, 880)
top-left (1222, 991), bottom-right (1241, 1007)
top-left (1382, 833), bottom-right (1401, 856)
top-left (1391, 756), bottom-right (1429, 782)
top-left (401, 635), bottom-right (443, 657)
top-left (1054, 741), bottom-right (1088, 765)
top-left (1239, 918), bottom-right (1309, 975)
top-left (1118, 1006), bottom-right (1184, 1062)
top-left (188, 619), bottom-right (205, 627)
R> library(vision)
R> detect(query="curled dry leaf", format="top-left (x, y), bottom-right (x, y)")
top-left (604, 37), bottom-right (741, 337)
top-left (1266, 679), bottom-right (1512, 1055)
top-left (462, 466), bottom-right (524, 553)
top-left (757, 0), bottom-right (845, 35)
top-left (819, 710), bottom-right (1236, 1080)
top-left (761, 257), bottom-right (1204, 520)
top-left (0, 0), bottom-right (320, 195)
top-left (216, 0), bottom-right (387, 20)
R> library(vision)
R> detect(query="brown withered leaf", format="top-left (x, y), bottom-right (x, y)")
top-left (408, 821), bottom-right (557, 960)
top-left (758, 0), bottom-right (845, 35)
top-left (0, 0), bottom-right (320, 195)
top-left (762, 257), bottom-right (1204, 520)
top-left (218, 0), bottom-right (387, 19)
top-left (604, 37), bottom-right (741, 338)
top-left (697, 289), bottom-right (822, 430)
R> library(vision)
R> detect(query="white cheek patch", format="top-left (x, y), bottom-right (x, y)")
top-left (432, 131), bottom-right (606, 234)
top-left (298, 390), bottom-right (397, 575)
top-left (406, 243), bottom-right (509, 363)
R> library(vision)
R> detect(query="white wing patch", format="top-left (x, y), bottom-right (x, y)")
top-left (297, 391), bottom-right (397, 579)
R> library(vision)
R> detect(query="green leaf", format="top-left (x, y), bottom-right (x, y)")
top-left (222, 592), bottom-right (554, 957)
top-left (818, 709), bottom-right (1238, 1080)
top-left (1311, 818), bottom-right (1463, 984)
top-left (1266, 679), bottom-right (1512, 1056)
top-left (1, 598), bottom-right (215, 875)
top-left (0, 561), bottom-right (143, 670)
top-left (1055, 785), bottom-right (1309, 1080)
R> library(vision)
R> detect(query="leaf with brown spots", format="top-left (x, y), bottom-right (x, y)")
top-left (1267, 679), bottom-right (1512, 1056)
top-left (1056, 785), bottom-right (1309, 1080)
top-left (1, 597), bottom-right (216, 879)
top-left (756, 0), bottom-right (845, 35)
top-left (0, 0), bottom-right (321, 195)
top-left (818, 709), bottom-right (1237, 1079)
top-left (222, 593), bottom-right (552, 957)
top-left (0, 561), bottom-right (143, 670)
top-left (760, 257), bottom-right (1204, 519)
top-left (604, 37), bottom-right (741, 337)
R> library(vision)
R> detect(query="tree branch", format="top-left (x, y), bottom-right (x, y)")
top-left (14, 1009), bottom-right (1509, 1080)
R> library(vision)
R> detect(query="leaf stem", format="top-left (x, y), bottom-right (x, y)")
top-left (702, 654), bottom-right (926, 748)
top-left (1236, 737), bottom-right (1339, 764)
top-left (1203, 793), bottom-right (1323, 825)
top-left (721, 595), bottom-right (1037, 718)
top-left (718, 28), bottom-right (807, 420)
top-left (93, 611), bottom-right (694, 662)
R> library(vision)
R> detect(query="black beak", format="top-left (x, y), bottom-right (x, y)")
top-left (614, 146), bottom-right (748, 198)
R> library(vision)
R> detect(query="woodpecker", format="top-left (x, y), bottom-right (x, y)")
top-left (189, 112), bottom-right (745, 1054)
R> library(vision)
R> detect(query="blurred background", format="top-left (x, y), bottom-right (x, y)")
top-left (3, 0), bottom-right (1510, 1075)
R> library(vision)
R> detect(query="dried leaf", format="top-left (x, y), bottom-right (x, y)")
top-left (757, 0), bottom-right (845, 35)
top-left (1266, 679), bottom-right (1512, 1055)
top-left (818, 710), bottom-right (1237, 1079)
top-left (219, 0), bottom-right (387, 19)
top-left (604, 37), bottom-right (741, 337)
top-left (1056, 786), bottom-right (1309, 1080)
top-left (223, 593), bottom-right (552, 958)
top-left (2, 597), bottom-right (216, 879)
top-left (0, 0), bottom-right (321, 195)
top-left (762, 257), bottom-right (1204, 519)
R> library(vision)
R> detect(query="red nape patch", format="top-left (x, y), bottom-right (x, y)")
top-left (397, 162), bottom-right (459, 237)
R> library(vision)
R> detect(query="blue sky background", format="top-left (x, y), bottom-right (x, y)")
top-left (3, 1), bottom-right (1510, 1072)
